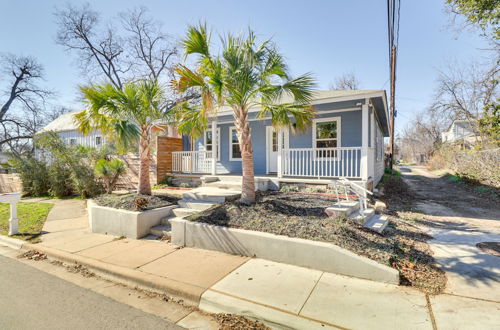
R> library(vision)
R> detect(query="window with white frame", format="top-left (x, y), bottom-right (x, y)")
top-left (95, 136), bottom-right (102, 146)
top-left (69, 138), bottom-right (77, 146)
top-left (229, 127), bottom-right (242, 160)
top-left (204, 128), bottom-right (220, 160)
top-left (313, 118), bottom-right (341, 157)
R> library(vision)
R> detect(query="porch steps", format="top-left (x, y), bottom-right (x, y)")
top-left (324, 201), bottom-right (359, 217)
top-left (172, 207), bottom-right (199, 218)
top-left (203, 181), bottom-right (242, 190)
top-left (363, 215), bottom-right (389, 233)
top-left (178, 199), bottom-right (217, 211)
top-left (183, 187), bottom-right (241, 203)
top-left (349, 208), bottom-right (376, 225)
top-left (150, 224), bottom-right (171, 237)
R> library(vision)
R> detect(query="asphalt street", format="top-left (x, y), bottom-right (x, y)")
top-left (0, 255), bottom-right (182, 330)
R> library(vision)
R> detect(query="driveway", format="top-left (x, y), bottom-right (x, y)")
top-left (400, 166), bottom-right (500, 301)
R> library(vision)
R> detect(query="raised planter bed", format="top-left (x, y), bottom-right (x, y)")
top-left (170, 218), bottom-right (399, 284)
top-left (87, 200), bottom-right (177, 239)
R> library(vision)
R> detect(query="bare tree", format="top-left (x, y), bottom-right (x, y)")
top-left (55, 4), bottom-right (178, 86)
top-left (399, 110), bottom-right (449, 163)
top-left (0, 54), bottom-right (52, 154)
top-left (120, 7), bottom-right (178, 82)
top-left (329, 72), bottom-right (361, 90)
top-left (431, 58), bottom-right (499, 140)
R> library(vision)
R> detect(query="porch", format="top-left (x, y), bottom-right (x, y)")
top-left (171, 147), bottom-right (368, 180)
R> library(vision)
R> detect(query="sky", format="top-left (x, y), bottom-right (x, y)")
top-left (0, 0), bottom-right (491, 133)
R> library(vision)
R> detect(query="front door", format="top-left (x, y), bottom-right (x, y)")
top-left (266, 127), bottom-right (288, 173)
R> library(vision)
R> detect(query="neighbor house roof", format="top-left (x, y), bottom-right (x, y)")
top-left (37, 111), bottom-right (81, 134)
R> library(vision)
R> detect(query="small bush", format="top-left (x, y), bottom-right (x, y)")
top-left (279, 184), bottom-right (300, 192)
top-left (159, 175), bottom-right (174, 186)
top-left (95, 158), bottom-right (126, 193)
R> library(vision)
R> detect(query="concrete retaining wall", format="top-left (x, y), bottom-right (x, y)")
top-left (88, 200), bottom-right (177, 239)
top-left (170, 218), bottom-right (399, 284)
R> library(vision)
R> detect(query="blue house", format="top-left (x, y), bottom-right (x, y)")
top-left (171, 90), bottom-right (389, 189)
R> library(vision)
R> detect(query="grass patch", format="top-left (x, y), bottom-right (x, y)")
top-left (0, 202), bottom-right (54, 242)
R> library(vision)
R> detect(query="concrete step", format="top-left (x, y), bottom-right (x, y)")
top-left (178, 199), bottom-right (217, 211)
top-left (172, 207), bottom-right (199, 218)
top-left (325, 201), bottom-right (359, 218)
top-left (203, 181), bottom-right (242, 190)
top-left (183, 187), bottom-right (241, 203)
top-left (363, 214), bottom-right (389, 233)
top-left (349, 208), bottom-right (375, 225)
top-left (149, 224), bottom-right (171, 237)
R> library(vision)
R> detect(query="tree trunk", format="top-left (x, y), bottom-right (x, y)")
top-left (235, 107), bottom-right (255, 204)
top-left (138, 126), bottom-right (152, 195)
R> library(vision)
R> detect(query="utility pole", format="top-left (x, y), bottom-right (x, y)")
top-left (389, 45), bottom-right (396, 169)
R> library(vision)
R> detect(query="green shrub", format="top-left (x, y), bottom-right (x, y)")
top-left (280, 184), bottom-right (300, 192)
top-left (159, 175), bottom-right (174, 186)
top-left (48, 160), bottom-right (73, 197)
top-left (95, 158), bottom-right (126, 193)
top-left (8, 157), bottom-right (50, 196)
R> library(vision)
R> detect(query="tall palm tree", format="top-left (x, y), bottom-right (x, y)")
top-left (172, 24), bottom-right (316, 204)
top-left (76, 80), bottom-right (166, 195)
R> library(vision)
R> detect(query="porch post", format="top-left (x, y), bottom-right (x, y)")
top-left (211, 119), bottom-right (217, 175)
top-left (361, 101), bottom-right (369, 181)
top-left (277, 128), bottom-right (283, 178)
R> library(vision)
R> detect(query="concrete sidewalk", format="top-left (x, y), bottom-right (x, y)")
top-left (4, 198), bottom-right (500, 329)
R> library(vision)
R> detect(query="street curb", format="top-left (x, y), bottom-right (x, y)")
top-left (0, 235), bottom-right (26, 250)
top-left (21, 243), bottom-right (204, 306)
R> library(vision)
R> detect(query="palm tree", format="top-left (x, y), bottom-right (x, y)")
top-left (76, 80), bottom-right (166, 195)
top-left (172, 24), bottom-right (316, 204)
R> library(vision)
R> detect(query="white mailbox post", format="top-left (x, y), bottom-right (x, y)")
top-left (0, 192), bottom-right (21, 235)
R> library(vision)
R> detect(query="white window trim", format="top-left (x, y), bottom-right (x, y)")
top-left (203, 128), bottom-right (220, 161)
top-left (95, 136), bottom-right (102, 146)
top-left (312, 117), bottom-right (342, 149)
top-left (229, 126), bottom-right (242, 161)
top-left (312, 117), bottom-right (341, 160)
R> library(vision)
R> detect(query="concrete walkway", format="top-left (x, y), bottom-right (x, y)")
top-left (401, 167), bottom-right (500, 302)
top-left (5, 197), bottom-right (500, 329)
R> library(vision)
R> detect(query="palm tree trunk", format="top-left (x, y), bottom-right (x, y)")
top-left (138, 126), bottom-right (152, 195)
top-left (235, 108), bottom-right (255, 204)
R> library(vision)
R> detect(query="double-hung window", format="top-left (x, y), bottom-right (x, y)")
top-left (204, 128), bottom-right (220, 160)
top-left (229, 127), bottom-right (242, 160)
top-left (313, 118), bottom-right (341, 158)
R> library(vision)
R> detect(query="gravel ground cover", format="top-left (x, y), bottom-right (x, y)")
top-left (94, 193), bottom-right (180, 211)
top-left (188, 179), bottom-right (446, 294)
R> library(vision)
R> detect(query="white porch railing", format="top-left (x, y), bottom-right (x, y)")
top-left (281, 147), bottom-right (362, 178)
top-left (172, 151), bottom-right (214, 174)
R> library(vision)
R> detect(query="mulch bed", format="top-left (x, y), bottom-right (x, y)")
top-left (188, 181), bottom-right (447, 294)
top-left (94, 193), bottom-right (180, 211)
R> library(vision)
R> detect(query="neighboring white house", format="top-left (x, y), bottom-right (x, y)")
top-left (441, 120), bottom-right (479, 144)
top-left (37, 111), bottom-right (106, 148)
top-left (37, 111), bottom-right (180, 148)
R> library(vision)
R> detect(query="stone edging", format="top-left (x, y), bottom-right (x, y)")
top-left (170, 218), bottom-right (400, 284)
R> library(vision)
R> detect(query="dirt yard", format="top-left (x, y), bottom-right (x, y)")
top-left (398, 166), bottom-right (500, 301)
top-left (188, 188), bottom-right (446, 294)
